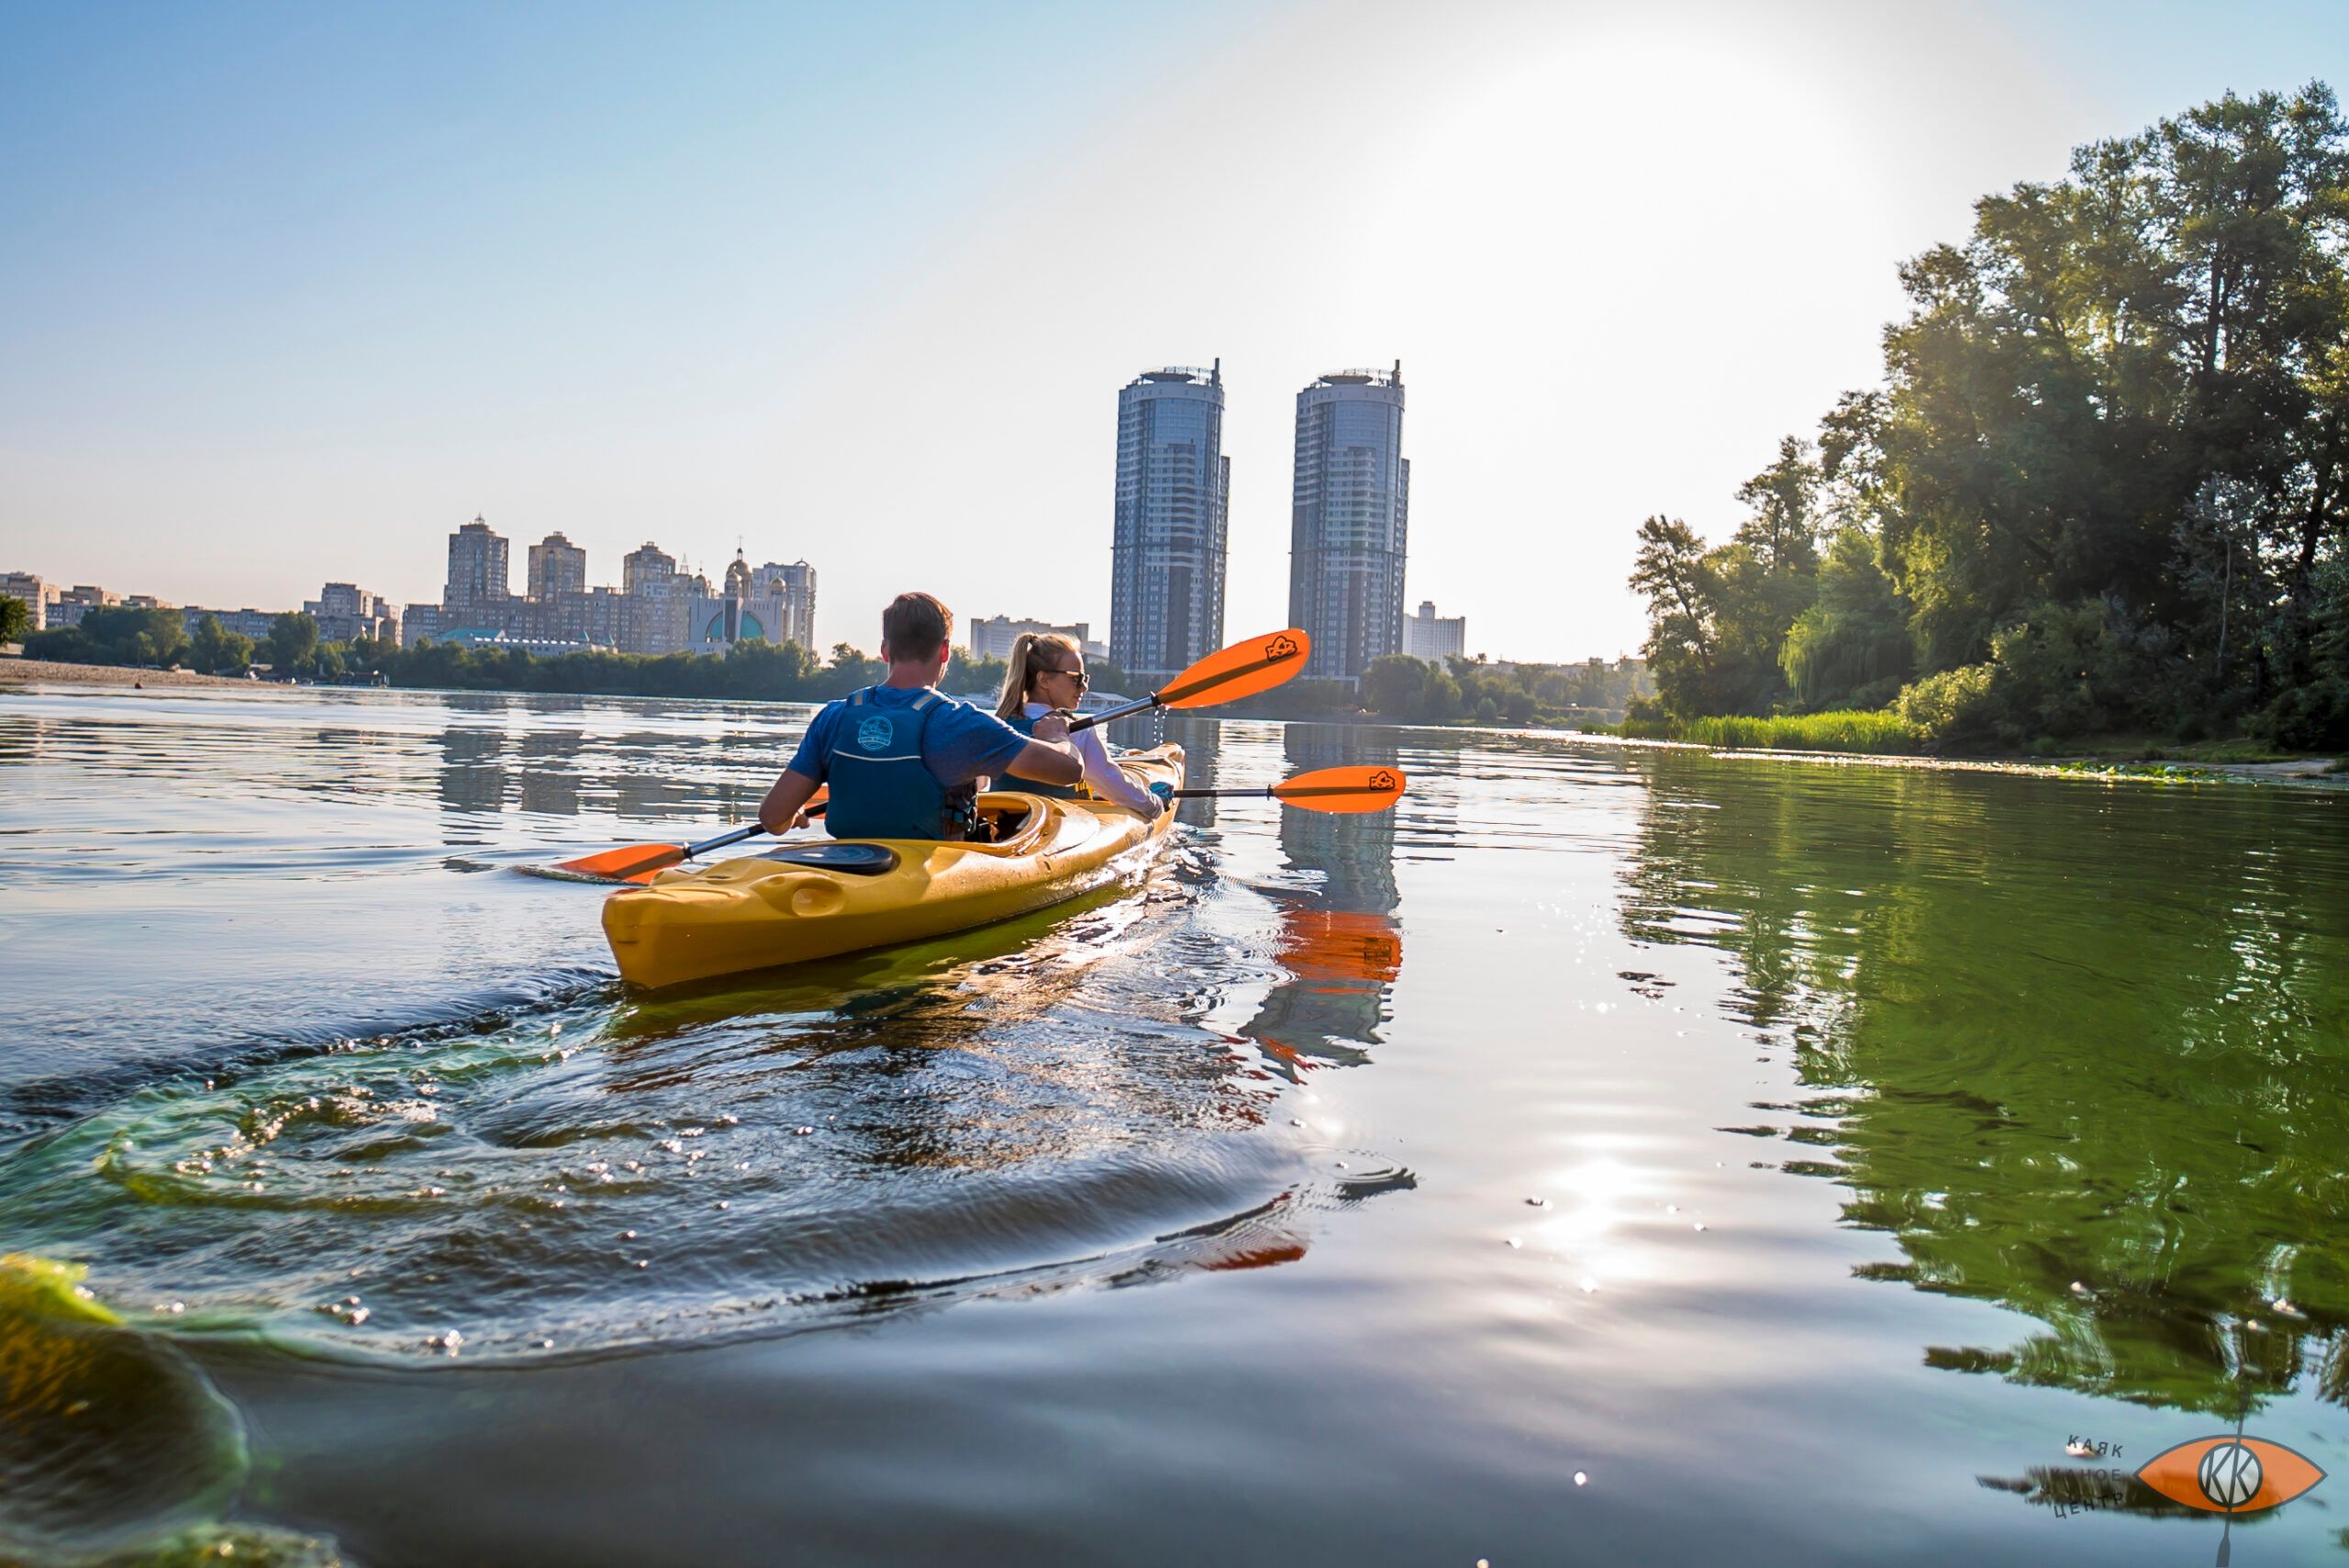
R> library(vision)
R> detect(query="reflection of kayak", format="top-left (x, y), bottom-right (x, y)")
top-left (603, 745), bottom-right (1184, 989)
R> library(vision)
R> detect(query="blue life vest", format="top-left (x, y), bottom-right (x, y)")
top-left (820, 687), bottom-right (972, 840)
top-left (1003, 708), bottom-right (1082, 799)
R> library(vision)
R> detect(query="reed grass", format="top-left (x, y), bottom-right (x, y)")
top-left (1613, 709), bottom-right (1925, 753)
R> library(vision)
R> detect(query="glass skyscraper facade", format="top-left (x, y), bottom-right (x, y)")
top-left (1109, 364), bottom-right (1229, 682)
top-left (1289, 364), bottom-right (1408, 683)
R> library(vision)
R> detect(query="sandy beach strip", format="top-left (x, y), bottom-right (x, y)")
top-left (0, 658), bottom-right (255, 689)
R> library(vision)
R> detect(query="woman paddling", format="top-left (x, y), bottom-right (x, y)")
top-left (992, 633), bottom-right (1163, 819)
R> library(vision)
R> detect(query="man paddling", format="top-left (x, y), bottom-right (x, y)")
top-left (756, 592), bottom-right (1083, 840)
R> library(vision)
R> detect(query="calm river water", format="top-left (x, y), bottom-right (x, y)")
top-left (3, 684), bottom-right (2346, 1567)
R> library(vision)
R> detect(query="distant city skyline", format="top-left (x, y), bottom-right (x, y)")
top-left (5, 4), bottom-right (2343, 661)
top-left (393, 515), bottom-right (817, 658)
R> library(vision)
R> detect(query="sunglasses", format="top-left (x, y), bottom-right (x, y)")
top-left (1039, 664), bottom-right (1089, 688)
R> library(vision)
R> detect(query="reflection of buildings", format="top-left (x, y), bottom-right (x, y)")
top-left (403, 518), bottom-right (818, 658)
top-left (1289, 365), bottom-right (1408, 684)
top-left (1278, 727), bottom-right (1401, 910)
top-left (1236, 725), bottom-right (1404, 1078)
top-left (435, 723), bottom-right (509, 815)
top-left (516, 723), bottom-right (585, 818)
top-left (1241, 904), bottom-right (1402, 1077)
top-left (1158, 714), bottom-right (1224, 828)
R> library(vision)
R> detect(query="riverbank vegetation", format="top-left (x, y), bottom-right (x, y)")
top-left (1614, 708), bottom-right (1924, 753)
top-left (1342, 652), bottom-right (1646, 728)
top-left (17, 601), bottom-right (1650, 731)
top-left (19, 606), bottom-right (1063, 706)
top-left (1627, 83), bottom-right (2349, 757)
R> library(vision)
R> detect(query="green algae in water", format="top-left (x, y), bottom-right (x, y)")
top-left (75, 1523), bottom-right (348, 1568)
top-left (1622, 751), bottom-right (2349, 1418)
top-left (0, 1254), bottom-right (250, 1563)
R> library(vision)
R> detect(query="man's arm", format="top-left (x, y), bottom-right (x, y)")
top-left (758, 768), bottom-right (821, 834)
top-left (1001, 710), bottom-right (1083, 786)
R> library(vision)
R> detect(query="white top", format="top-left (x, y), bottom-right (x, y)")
top-left (1021, 702), bottom-right (1162, 817)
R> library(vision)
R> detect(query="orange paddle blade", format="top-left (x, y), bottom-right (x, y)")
top-left (1270, 765), bottom-right (1407, 814)
top-left (1156, 628), bottom-right (1310, 708)
top-left (551, 840), bottom-right (686, 881)
top-left (548, 789), bottom-right (826, 883)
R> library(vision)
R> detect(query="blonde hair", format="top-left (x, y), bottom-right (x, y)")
top-left (995, 632), bottom-right (1085, 718)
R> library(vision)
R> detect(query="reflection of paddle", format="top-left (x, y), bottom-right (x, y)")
top-left (548, 790), bottom-right (828, 884)
top-left (1069, 628), bottom-right (1309, 732)
top-left (1168, 765), bottom-right (1406, 815)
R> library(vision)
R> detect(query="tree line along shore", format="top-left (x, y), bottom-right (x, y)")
top-left (1, 603), bottom-right (1648, 729)
top-left (1624, 83), bottom-right (2349, 763)
top-left (2, 626), bottom-right (2333, 776)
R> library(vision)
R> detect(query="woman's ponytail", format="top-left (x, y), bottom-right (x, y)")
top-left (994, 631), bottom-right (1083, 719)
top-left (995, 634), bottom-right (1040, 719)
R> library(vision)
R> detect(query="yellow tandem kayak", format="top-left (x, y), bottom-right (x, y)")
top-left (601, 744), bottom-right (1184, 990)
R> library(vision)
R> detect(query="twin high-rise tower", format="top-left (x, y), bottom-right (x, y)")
top-left (1289, 364), bottom-right (1408, 683)
top-left (1108, 361), bottom-right (1410, 686)
top-left (1109, 364), bottom-right (1230, 684)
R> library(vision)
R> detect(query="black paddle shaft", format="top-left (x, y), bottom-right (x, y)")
top-left (1164, 784), bottom-right (1388, 800)
top-left (1067, 643), bottom-right (1303, 732)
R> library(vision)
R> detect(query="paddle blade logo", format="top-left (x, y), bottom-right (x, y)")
top-left (2134, 1437), bottom-right (2324, 1513)
top-left (1368, 769), bottom-right (1397, 791)
top-left (855, 716), bottom-right (892, 752)
top-left (1161, 629), bottom-right (1312, 707)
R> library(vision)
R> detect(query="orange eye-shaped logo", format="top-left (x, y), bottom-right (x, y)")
top-left (2134, 1437), bottom-right (2326, 1513)
top-left (1265, 635), bottom-right (1299, 660)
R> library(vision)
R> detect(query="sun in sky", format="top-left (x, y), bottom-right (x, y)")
top-left (3, 0), bottom-right (2340, 660)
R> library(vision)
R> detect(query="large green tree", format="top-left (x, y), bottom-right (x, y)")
top-left (1733, 436), bottom-right (1823, 576)
top-left (263, 612), bottom-right (320, 673)
top-left (24, 605), bottom-right (188, 667)
top-left (188, 615), bottom-right (254, 675)
top-left (1361, 654), bottom-right (1428, 717)
top-left (1874, 83), bottom-right (2349, 684)
top-left (1631, 83), bottom-right (2349, 744)
top-left (1780, 527), bottom-right (1912, 708)
top-left (1631, 441), bottom-right (1829, 717)
top-left (1629, 515), bottom-right (1721, 715)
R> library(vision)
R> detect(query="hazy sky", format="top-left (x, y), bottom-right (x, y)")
top-left (4, 1), bottom-right (2343, 662)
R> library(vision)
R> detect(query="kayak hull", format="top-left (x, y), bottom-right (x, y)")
top-left (601, 745), bottom-right (1183, 989)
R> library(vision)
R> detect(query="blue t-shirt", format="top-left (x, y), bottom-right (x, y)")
top-left (786, 685), bottom-right (1031, 789)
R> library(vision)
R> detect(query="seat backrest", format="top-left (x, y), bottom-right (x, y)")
top-left (760, 842), bottom-right (900, 876)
